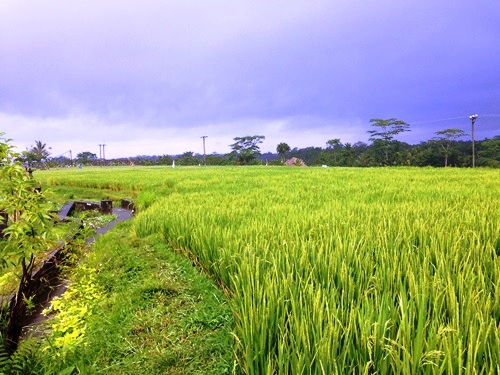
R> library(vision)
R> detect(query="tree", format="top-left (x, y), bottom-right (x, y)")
top-left (76, 151), bottom-right (97, 165)
top-left (477, 136), bottom-right (500, 167)
top-left (158, 154), bottom-right (174, 166)
top-left (0, 133), bottom-right (57, 353)
top-left (342, 142), bottom-right (355, 166)
top-left (326, 139), bottom-right (343, 165)
top-left (432, 128), bottom-right (466, 167)
top-left (229, 135), bottom-right (265, 165)
top-left (176, 152), bottom-right (200, 166)
top-left (367, 118), bottom-right (410, 165)
top-left (21, 140), bottom-right (51, 168)
top-left (276, 142), bottom-right (291, 163)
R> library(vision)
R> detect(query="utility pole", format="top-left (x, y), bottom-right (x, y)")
top-left (99, 143), bottom-right (104, 167)
top-left (102, 143), bottom-right (106, 166)
top-left (201, 136), bottom-right (208, 166)
top-left (469, 114), bottom-right (478, 168)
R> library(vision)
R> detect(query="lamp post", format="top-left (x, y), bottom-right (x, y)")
top-left (201, 136), bottom-right (208, 166)
top-left (469, 114), bottom-right (478, 168)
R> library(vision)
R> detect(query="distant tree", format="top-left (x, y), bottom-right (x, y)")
top-left (342, 142), bottom-right (355, 166)
top-left (477, 136), bottom-right (500, 167)
top-left (49, 156), bottom-right (71, 168)
top-left (412, 142), bottom-right (439, 167)
top-left (32, 140), bottom-right (51, 164)
top-left (288, 146), bottom-right (324, 166)
top-left (205, 154), bottom-right (231, 166)
top-left (20, 140), bottom-right (51, 168)
top-left (367, 118), bottom-right (410, 165)
top-left (229, 135), bottom-right (265, 165)
top-left (76, 151), bottom-right (97, 165)
top-left (158, 155), bottom-right (174, 166)
top-left (276, 142), bottom-right (291, 163)
top-left (19, 150), bottom-right (35, 167)
top-left (392, 142), bottom-right (413, 166)
top-left (326, 139), bottom-right (343, 165)
top-left (176, 152), bottom-right (200, 166)
top-left (432, 128), bottom-right (466, 167)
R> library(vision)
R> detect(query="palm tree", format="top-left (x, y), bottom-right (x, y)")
top-left (28, 140), bottom-right (51, 167)
top-left (276, 142), bottom-right (291, 163)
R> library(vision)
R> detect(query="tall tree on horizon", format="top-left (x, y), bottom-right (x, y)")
top-left (229, 135), bottom-right (265, 165)
top-left (367, 118), bottom-right (410, 165)
top-left (433, 128), bottom-right (466, 167)
top-left (326, 138), bottom-right (343, 165)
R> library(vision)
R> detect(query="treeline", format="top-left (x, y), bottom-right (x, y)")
top-left (54, 137), bottom-right (497, 168)
top-left (18, 131), bottom-right (500, 169)
top-left (284, 137), bottom-right (499, 167)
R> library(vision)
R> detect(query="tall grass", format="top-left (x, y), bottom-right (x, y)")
top-left (41, 166), bottom-right (500, 373)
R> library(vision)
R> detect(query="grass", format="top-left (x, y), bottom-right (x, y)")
top-left (16, 221), bottom-right (234, 374)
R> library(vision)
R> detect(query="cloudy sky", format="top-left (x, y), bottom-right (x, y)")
top-left (1, 1), bottom-right (499, 159)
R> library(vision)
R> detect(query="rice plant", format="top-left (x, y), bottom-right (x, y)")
top-left (41, 166), bottom-right (500, 373)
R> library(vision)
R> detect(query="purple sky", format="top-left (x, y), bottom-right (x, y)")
top-left (2, 0), bottom-right (499, 158)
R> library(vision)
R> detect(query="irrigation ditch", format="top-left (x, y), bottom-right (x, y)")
top-left (1, 199), bottom-right (135, 344)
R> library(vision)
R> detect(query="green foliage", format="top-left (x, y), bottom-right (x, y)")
top-left (42, 265), bottom-right (103, 359)
top-left (18, 140), bottom-right (51, 169)
top-left (229, 135), bottom-right (265, 165)
top-left (432, 128), bottom-right (467, 167)
top-left (326, 138), bottom-right (342, 165)
top-left (0, 336), bottom-right (43, 375)
top-left (27, 222), bottom-right (233, 374)
top-left (75, 151), bottom-right (97, 165)
top-left (0, 133), bottom-right (59, 352)
top-left (0, 136), bottom-right (56, 265)
top-left (135, 190), bottom-right (158, 211)
top-left (276, 142), bottom-right (291, 163)
top-left (477, 136), bottom-right (500, 167)
top-left (175, 151), bottom-right (201, 166)
top-left (368, 118), bottom-right (411, 164)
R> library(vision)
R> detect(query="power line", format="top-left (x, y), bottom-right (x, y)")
top-left (410, 114), bottom-right (500, 125)
top-left (410, 116), bottom-right (468, 125)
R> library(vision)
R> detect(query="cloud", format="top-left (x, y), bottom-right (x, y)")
top-left (1, 0), bottom-right (499, 157)
top-left (3, 109), bottom-right (372, 158)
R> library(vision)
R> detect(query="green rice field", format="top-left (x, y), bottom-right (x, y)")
top-left (39, 166), bottom-right (500, 374)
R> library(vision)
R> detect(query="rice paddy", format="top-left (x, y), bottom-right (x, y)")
top-left (39, 166), bottom-right (500, 374)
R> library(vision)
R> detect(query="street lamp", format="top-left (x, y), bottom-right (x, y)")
top-left (469, 114), bottom-right (478, 168)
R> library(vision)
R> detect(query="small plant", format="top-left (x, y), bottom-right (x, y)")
top-left (0, 133), bottom-right (59, 353)
top-left (135, 190), bottom-right (157, 211)
top-left (42, 265), bottom-right (103, 359)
